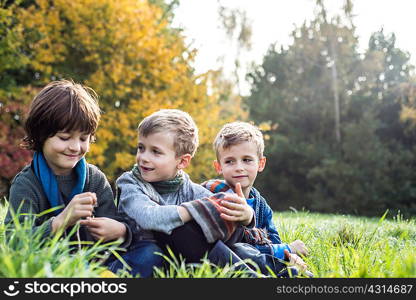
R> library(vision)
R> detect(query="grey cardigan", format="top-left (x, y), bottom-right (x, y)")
top-left (5, 163), bottom-right (132, 248)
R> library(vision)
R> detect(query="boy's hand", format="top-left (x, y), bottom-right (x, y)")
top-left (289, 240), bottom-right (309, 256)
top-left (53, 192), bottom-right (97, 232)
top-left (284, 249), bottom-right (307, 272)
top-left (79, 217), bottom-right (126, 242)
top-left (178, 206), bottom-right (192, 223)
top-left (220, 183), bottom-right (254, 226)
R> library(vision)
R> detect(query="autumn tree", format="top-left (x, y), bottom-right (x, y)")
top-left (0, 1), bottom-right (33, 198)
top-left (1, 0), bottom-right (231, 190)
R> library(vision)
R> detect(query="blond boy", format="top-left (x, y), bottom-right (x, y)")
top-left (203, 121), bottom-right (308, 270)
top-left (116, 110), bottom-right (254, 276)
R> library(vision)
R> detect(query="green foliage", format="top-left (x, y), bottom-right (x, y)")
top-left (0, 0), bottom-right (30, 90)
top-left (245, 2), bottom-right (416, 216)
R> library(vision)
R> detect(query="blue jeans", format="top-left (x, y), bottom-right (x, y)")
top-left (106, 240), bottom-right (164, 278)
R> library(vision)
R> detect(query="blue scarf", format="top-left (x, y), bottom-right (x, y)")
top-left (32, 151), bottom-right (87, 215)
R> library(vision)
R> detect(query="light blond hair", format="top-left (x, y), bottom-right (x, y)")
top-left (214, 121), bottom-right (264, 160)
top-left (138, 109), bottom-right (199, 157)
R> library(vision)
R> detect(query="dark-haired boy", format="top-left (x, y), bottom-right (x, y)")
top-left (5, 79), bottom-right (134, 274)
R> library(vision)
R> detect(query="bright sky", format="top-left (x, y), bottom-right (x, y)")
top-left (173, 0), bottom-right (416, 94)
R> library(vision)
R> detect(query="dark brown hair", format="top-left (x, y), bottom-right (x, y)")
top-left (23, 79), bottom-right (101, 151)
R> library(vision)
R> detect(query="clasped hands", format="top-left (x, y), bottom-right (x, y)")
top-left (51, 192), bottom-right (125, 242)
top-left (219, 182), bottom-right (254, 226)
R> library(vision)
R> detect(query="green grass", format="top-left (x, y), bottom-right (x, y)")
top-left (275, 210), bottom-right (416, 277)
top-left (0, 201), bottom-right (415, 278)
top-left (0, 202), bottom-right (125, 278)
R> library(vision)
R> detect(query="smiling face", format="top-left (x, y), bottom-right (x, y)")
top-left (214, 141), bottom-right (266, 198)
top-left (42, 130), bottom-right (90, 176)
top-left (136, 131), bottom-right (191, 182)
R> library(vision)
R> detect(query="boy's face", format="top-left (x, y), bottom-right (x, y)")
top-left (136, 132), bottom-right (190, 182)
top-left (214, 141), bottom-right (266, 198)
top-left (42, 130), bottom-right (90, 176)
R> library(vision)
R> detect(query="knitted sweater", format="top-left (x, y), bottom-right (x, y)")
top-left (116, 170), bottom-right (213, 242)
top-left (5, 163), bottom-right (132, 248)
top-left (202, 179), bottom-right (291, 258)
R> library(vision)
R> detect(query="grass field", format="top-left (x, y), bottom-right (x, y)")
top-left (0, 202), bottom-right (415, 278)
top-left (275, 211), bottom-right (415, 277)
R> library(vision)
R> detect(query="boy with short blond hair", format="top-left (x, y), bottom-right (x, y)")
top-left (116, 109), bottom-right (257, 276)
top-left (203, 121), bottom-right (309, 262)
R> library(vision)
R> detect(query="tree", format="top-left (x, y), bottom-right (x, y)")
top-left (0, 91), bottom-right (33, 198)
top-left (217, 1), bottom-right (252, 95)
top-left (1, 0), bottom-right (234, 188)
top-left (244, 1), bottom-right (416, 216)
top-left (0, 1), bottom-right (33, 198)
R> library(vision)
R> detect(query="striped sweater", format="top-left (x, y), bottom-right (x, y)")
top-left (201, 179), bottom-right (291, 259)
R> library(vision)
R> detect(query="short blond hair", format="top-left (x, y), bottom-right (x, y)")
top-left (138, 109), bottom-right (199, 157)
top-left (214, 121), bottom-right (264, 160)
